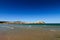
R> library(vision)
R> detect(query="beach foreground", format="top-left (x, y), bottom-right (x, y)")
top-left (0, 27), bottom-right (60, 40)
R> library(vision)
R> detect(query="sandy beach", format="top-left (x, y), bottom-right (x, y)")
top-left (0, 27), bottom-right (60, 40)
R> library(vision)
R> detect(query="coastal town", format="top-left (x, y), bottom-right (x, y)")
top-left (0, 21), bottom-right (45, 24)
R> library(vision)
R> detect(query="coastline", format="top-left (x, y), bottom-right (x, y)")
top-left (0, 23), bottom-right (60, 40)
top-left (0, 21), bottom-right (45, 24)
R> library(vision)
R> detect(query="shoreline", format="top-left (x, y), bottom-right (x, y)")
top-left (0, 24), bottom-right (60, 40)
top-left (0, 27), bottom-right (60, 40)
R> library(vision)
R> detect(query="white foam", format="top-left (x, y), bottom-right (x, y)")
top-left (10, 27), bottom-right (14, 29)
top-left (7, 27), bottom-right (14, 29)
top-left (50, 30), bottom-right (56, 32)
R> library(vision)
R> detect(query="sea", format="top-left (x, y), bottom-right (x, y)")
top-left (0, 24), bottom-right (60, 31)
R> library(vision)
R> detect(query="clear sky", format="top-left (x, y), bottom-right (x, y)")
top-left (0, 0), bottom-right (60, 23)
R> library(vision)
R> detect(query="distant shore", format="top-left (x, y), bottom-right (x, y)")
top-left (0, 21), bottom-right (45, 24)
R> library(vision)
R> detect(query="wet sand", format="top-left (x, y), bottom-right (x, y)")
top-left (0, 27), bottom-right (60, 40)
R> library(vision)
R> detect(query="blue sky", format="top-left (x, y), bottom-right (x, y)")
top-left (0, 0), bottom-right (60, 23)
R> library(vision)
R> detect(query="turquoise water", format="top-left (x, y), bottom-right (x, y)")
top-left (0, 24), bottom-right (60, 31)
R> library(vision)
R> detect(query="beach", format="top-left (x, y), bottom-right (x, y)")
top-left (0, 26), bottom-right (60, 40)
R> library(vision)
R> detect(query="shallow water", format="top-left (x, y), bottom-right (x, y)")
top-left (0, 24), bottom-right (60, 31)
